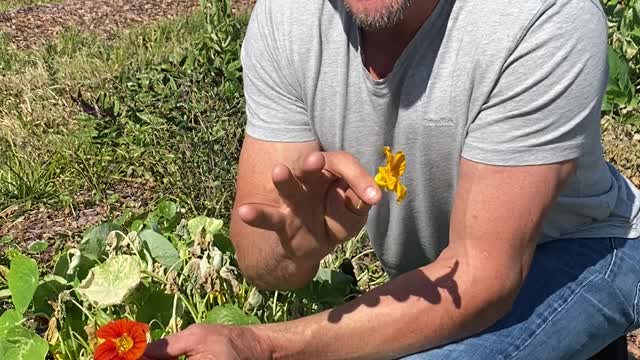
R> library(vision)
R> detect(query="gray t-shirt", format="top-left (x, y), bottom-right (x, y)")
top-left (241, 0), bottom-right (640, 277)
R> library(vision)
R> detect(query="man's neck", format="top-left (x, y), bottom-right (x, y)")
top-left (361, 0), bottom-right (439, 80)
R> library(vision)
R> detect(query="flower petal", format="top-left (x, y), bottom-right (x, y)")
top-left (94, 342), bottom-right (120, 360)
top-left (97, 320), bottom-right (126, 341)
top-left (124, 340), bottom-right (147, 360)
top-left (390, 151), bottom-right (406, 176)
top-left (374, 172), bottom-right (387, 188)
top-left (395, 183), bottom-right (407, 203)
top-left (383, 146), bottom-right (392, 161)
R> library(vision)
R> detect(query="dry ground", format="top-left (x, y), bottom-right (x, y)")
top-left (0, 0), bottom-right (200, 48)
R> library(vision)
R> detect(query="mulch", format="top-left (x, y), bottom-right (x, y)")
top-left (0, 182), bottom-right (156, 266)
top-left (0, 0), bottom-right (200, 48)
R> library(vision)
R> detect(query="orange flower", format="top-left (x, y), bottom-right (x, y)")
top-left (94, 319), bottom-right (149, 360)
top-left (374, 146), bottom-right (407, 204)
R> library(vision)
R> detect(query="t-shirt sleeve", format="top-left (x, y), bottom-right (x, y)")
top-left (240, 0), bottom-right (316, 142)
top-left (461, 1), bottom-right (609, 166)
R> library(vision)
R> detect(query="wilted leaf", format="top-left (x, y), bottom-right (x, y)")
top-left (187, 217), bottom-right (223, 241)
top-left (204, 304), bottom-right (260, 325)
top-left (77, 255), bottom-right (141, 307)
top-left (8, 254), bottom-right (39, 314)
top-left (139, 230), bottom-right (181, 270)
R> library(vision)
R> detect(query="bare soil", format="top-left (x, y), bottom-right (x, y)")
top-left (0, 0), bottom-right (200, 48)
top-left (0, 182), bottom-right (156, 266)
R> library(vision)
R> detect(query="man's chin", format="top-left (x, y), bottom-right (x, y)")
top-left (344, 0), bottom-right (412, 31)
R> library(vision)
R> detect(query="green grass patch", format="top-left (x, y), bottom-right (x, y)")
top-left (0, 1), bottom-right (248, 219)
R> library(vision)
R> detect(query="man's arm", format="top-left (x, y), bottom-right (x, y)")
top-left (230, 135), bottom-right (380, 290)
top-left (145, 158), bottom-right (576, 360)
top-left (252, 158), bottom-right (575, 359)
top-left (230, 135), bottom-right (322, 289)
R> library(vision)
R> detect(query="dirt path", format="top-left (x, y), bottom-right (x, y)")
top-left (0, 0), bottom-right (200, 48)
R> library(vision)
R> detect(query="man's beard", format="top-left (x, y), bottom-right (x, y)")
top-left (344, 0), bottom-right (415, 31)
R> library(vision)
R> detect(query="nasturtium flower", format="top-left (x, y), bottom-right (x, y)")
top-left (94, 319), bottom-right (149, 360)
top-left (374, 146), bottom-right (407, 204)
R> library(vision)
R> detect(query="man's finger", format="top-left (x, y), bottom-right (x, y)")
top-left (238, 203), bottom-right (286, 231)
top-left (323, 151), bottom-right (381, 205)
top-left (299, 152), bottom-right (337, 190)
top-left (325, 180), bottom-right (369, 243)
top-left (272, 163), bottom-right (305, 203)
top-left (144, 331), bottom-right (193, 359)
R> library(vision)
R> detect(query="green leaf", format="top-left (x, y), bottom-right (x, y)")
top-left (0, 310), bottom-right (48, 360)
top-left (0, 323), bottom-right (49, 360)
top-left (32, 275), bottom-right (67, 318)
top-left (130, 220), bottom-right (145, 232)
top-left (157, 200), bottom-right (177, 220)
top-left (8, 254), bottom-right (39, 314)
top-left (53, 250), bottom-right (96, 283)
top-left (27, 241), bottom-right (47, 254)
top-left (187, 216), bottom-right (223, 241)
top-left (204, 304), bottom-right (260, 325)
top-left (606, 46), bottom-right (635, 107)
top-left (79, 222), bottom-right (121, 260)
top-left (0, 234), bottom-right (13, 244)
top-left (294, 268), bottom-right (354, 306)
top-left (139, 230), bottom-right (181, 270)
top-left (0, 310), bottom-right (22, 334)
top-left (213, 233), bottom-right (235, 255)
top-left (77, 255), bottom-right (141, 307)
top-left (130, 283), bottom-right (181, 328)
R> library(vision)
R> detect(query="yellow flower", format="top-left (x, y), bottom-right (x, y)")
top-left (374, 146), bottom-right (407, 204)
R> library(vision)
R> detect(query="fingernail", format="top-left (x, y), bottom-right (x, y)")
top-left (365, 186), bottom-right (378, 201)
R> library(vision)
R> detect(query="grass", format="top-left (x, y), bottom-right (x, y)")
top-left (0, 0), bottom-right (62, 11)
top-left (0, 3), bottom-right (249, 221)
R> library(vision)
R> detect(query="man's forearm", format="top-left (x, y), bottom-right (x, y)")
top-left (230, 210), bottom-right (322, 290)
top-left (253, 250), bottom-right (516, 360)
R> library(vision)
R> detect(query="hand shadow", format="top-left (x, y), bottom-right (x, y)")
top-left (327, 260), bottom-right (461, 323)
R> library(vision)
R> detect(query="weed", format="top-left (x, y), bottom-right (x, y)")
top-left (0, 139), bottom-right (62, 208)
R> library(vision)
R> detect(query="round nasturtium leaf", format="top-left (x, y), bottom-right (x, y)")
top-left (28, 241), bottom-right (48, 254)
top-left (77, 255), bottom-right (141, 307)
top-left (187, 216), bottom-right (224, 241)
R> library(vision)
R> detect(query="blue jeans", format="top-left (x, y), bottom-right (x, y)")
top-left (402, 237), bottom-right (640, 360)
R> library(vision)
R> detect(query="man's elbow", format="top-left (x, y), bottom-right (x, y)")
top-left (471, 274), bottom-right (522, 331)
top-left (235, 250), bottom-right (319, 291)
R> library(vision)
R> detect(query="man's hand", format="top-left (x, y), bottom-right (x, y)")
top-left (231, 136), bottom-right (382, 289)
top-left (238, 151), bottom-right (381, 261)
top-left (143, 324), bottom-right (270, 360)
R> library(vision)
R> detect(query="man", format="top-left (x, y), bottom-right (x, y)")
top-left (145, 0), bottom-right (640, 358)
